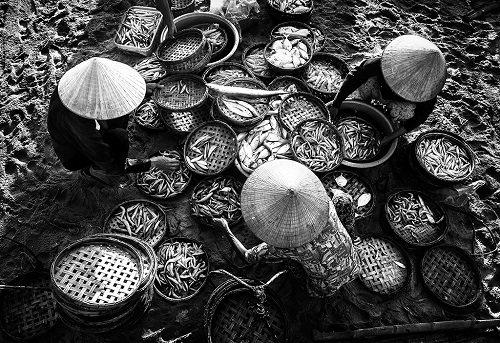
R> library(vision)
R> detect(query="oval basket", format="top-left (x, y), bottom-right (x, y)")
top-left (301, 53), bottom-right (349, 101)
top-left (171, 0), bottom-right (195, 17)
top-left (192, 23), bottom-right (229, 59)
top-left (384, 190), bottom-right (448, 248)
top-left (420, 245), bottom-right (482, 313)
top-left (268, 75), bottom-right (310, 111)
top-left (264, 37), bottom-right (313, 74)
top-left (133, 98), bottom-right (169, 131)
top-left (191, 175), bottom-right (243, 227)
top-left (154, 237), bottom-right (209, 302)
top-left (135, 150), bottom-right (192, 200)
top-left (290, 118), bottom-right (344, 173)
top-left (133, 55), bottom-right (168, 82)
top-left (183, 120), bottom-right (238, 176)
top-left (278, 91), bottom-right (329, 132)
top-left (202, 62), bottom-right (255, 98)
top-left (321, 169), bottom-right (375, 219)
top-left (270, 21), bottom-right (316, 53)
top-left (412, 129), bottom-right (476, 186)
top-left (103, 199), bottom-right (169, 248)
top-left (159, 103), bottom-right (211, 135)
top-left (356, 235), bottom-right (411, 296)
top-left (242, 43), bottom-right (277, 81)
top-left (266, 0), bottom-right (313, 22)
top-left (153, 74), bottom-right (208, 111)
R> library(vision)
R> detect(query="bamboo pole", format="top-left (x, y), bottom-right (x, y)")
top-left (313, 319), bottom-right (500, 341)
top-left (0, 284), bottom-right (52, 291)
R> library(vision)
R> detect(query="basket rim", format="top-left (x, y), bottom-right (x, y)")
top-left (156, 28), bottom-right (206, 64)
top-left (264, 36), bottom-right (313, 74)
top-left (152, 74), bottom-right (208, 111)
top-left (301, 52), bottom-right (350, 94)
top-left (278, 91), bottom-right (329, 132)
top-left (202, 61), bottom-right (255, 84)
top-left (242, 42), bottom-right (278, 79)
top-left (268, 74), bottom-right (310, 92)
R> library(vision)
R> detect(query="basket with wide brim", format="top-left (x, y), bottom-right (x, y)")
top-left (133, 55), bottom-right (168, 82)
top-left (202, 62), bottom-right (255, 99)
top-left (154, 237), bottom-right (209, 302)
top-left (191, 175), bottom-right (243, 227)
top-left (266, 0), bottom-right (313, 22)
top-left (242, 43), bottom-right (277, 81)
top-left (192, 23), bottom-right (229, 59)
top-left (290, 118), bottom-right (344, 173)
top-left (0, 271), bottom-right (58, 341)
top-left (321, 169), bottom-right (375, 220)
top-left (384, 189), bottom-right (448, 248)
top-left (159, 103), bottom-right (211, 135)
top-left (171, 0), bottom-right (195, 17)
top-left (335, 115), bottom-right (382, 163)
top-left (356, 235), bottom-right (411, 296)
top-left (183, 120), bottom-right (238, 175)
top-left (135, 150), bottom-right (192, 200)
top-left (103, 199), bottom-right (169, 248)
top-left (278, 91), bottom-right (329, 132)
top-left (301, 53), bottom-right (349, 101)
top-left (133, 98), bottom-right (169, 131)
top-left (264, 37), bottom-right (313, 74)
top-left (420, 245), bottom-right (483, 313)
top-left (270, 21), bottom-right (316, 52)
top-left (411, 129), bottom-right (476, 186)
top-left (153, 74), bottom-right (208, 111)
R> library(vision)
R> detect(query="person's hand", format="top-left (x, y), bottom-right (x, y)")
top-left (212, 217), bottom-right (229, 229)
top-left (146, 82), bottom-right (164, 95)
top-left (150, 155), bottom-right (180, 172)
top-left (329, 106), bottom-right (339, 122)
top-left (379, 136), bottom-right (393, 148)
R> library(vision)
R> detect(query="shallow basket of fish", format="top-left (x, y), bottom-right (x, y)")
top-left (133, 99), bottom-right (168, 130)
top-left (183, 120), bottom-right (238, 175)
top-left (301, 53), bottom-right (349, 101)
top-left (264, 37), bottom-right (312, 74)
top-left (192, 23), bottom-right (228, 59)
top-left (278, 92), bottom-right (328, 132)
top-left (235, 115), bottom-right (292, 177)
top-left (191, 175), bottom-right (243, 227)
top-left (266, 0), bottom-right (313, 22)
top-left (154, 237), bottom-right (209, 302)
top-left (356, 235), bottom-right (411, 296)
top-left (242, 43), bottom-right (277, 81)
top-left (336, 116), bottom-right (381, 163)
top-left (412, 129), bottom-right (475, 186)
top-left (384, 190), bottom-right (448, 248)
top-left (133, 55), bottom-right (168, 82)
top-left (171, 0), bottom-right (195, 17)
top-left (321, 169), bottom-right (375, 219)
top-left (153, 74), bottom-right (208, 111)
top-left (159, 103), bottom-right (211, 135)
top-left (267, 75), bottom-right (310, 112)
top-left (290, 118), bottom-right (344, 173)
top-left (202, 62), bottom-right (254, 99)
top-left (103, 199), bottom-right (169, 248)
top-left (136, 150), bottom-right (192, 200)
top-left (114, 6), bottom-right (163, 56)
top-left (420, 245), bottom-right (482, 313)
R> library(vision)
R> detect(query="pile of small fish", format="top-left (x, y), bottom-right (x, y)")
top-left (416, 137), bottom-right (473, 181)
top-left (185, 133), bottom-right (218, 173)
top-left (197, 23), bottom-right (226, 54)
top-left (155, 241), bottom-right (208, 300)
top-left (191, 176), bottom-right (242, 225)
top-left (134, 100), bottom-right (166, 129)
top-left (237, 116), bottom-right (291, 174)
top-left (303, 60), bottom-right (343, 92)
top-left (133, 56), bottom-right (167, 82)
top-left (386, 192), bottom-right (444, 243)
top-left (220, 97), bottom-right (260, 121)
top-left (244, 45), bottom-right (274, 77)
top-left (337, 118), bottom-right (380, 161)
top-left (269, 0), bottom-right (311, 14)
top-left (267, 38), bottom-right (310, 69)
top-left (136, 150), bottom-right (191, 199)
top-left (106, 201), bottom-right (166, 243)
top-left (115, 8), bottom-right (161, 48)
top-left (291, 120), bottom-right (342, 172)
top-left (330, 172), bottom-right (372, 217)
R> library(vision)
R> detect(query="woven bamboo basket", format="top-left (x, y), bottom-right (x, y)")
top-left (264, 36), bottom-right (313, 74)
top-left (159, 103), bottom-right (211, 135)
top-left (0, 271), bottom-right (58, 341)
top-left (183, 120), bottom-right (238, 176)
top-left (266, 0), bottom-right (313, 22)
top-left (133, 98), bottom-right (169, 131)
top-left (384, 190), bottom-right (448, 248)
top-left (171, 0), bottom-right (195, 17)
top-left (420, 245), bottom-right (482, 313)
top-left (270, 21), bottom-right (315, 51)
top-left (278, 91), bottom-right (328, 132)
top-left (242, 43), bottom-right (277, 81)
top-left (103, 199), bottom-right (169, 248)
top-left (202, 62), bottom-right (255, 99)
top-left (321, 169), bottom-right (375, 220)
top-left (356, 235), bottom-right (411, 296)
top-left (154, 237), bottom-right (210, 302)
top-left (192, 23), bottom-right (229, 60)
top-left (153, 74), bottom-right (208, 111)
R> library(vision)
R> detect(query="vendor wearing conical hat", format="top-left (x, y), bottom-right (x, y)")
top-left (329, 35), bottom-right (447, 146)
top-left (213, 160), bottom-right (360, 298)
top-left (47, 57), bottom-right (179, 186)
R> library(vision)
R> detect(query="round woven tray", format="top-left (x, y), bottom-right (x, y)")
top-left (270, 21), bottom-right (316, 52)
top-left (159, 103), bottom-right (211, 135)
top-left (356, 236), bottom-right (411, 296)
top-left (153, 74), bottom-right (208, 111)
top-left (192, 23), bottom-right (228, 59)
top-left (171, 0), bottom-right (195, 17)
top-left (0, 271), bottom-right (58, 341)
top-left (183, 120), bottom-right (238, 176)
top-left (336, 116), bottom-right (382, 163)
top-left (266, 0), bottom-right (313, 22)
top-left (133, 55), bottom-right (168, 83)
top-left (154, 237), bottom-right (209, 302)
top-left (242, 43), bottom-right (277, 81)
top-left (202, 62), bottom-right (255, 99)
top-left (133, 99), bottom-right (168, 131)
top-left (103, 199), bottom-right (169, 248)
top-left (384, 190), bottom-right (448, 248)
top-left (278, 91), bottom-right (329, 132)
top-left (420, 245), bottom-right (482, 312)
top-left (321, 168), bottom-right (375, 219)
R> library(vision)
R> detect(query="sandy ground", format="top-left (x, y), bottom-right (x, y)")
top-left (1, 0), bottom-right (500, 342)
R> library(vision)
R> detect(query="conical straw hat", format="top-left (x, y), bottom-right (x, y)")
top-left (381, 35), bottom-right (447, 103)
top-left (58, 57), bottom-right (146, 120)
top-left (241, 159), bottom-right (330, 248)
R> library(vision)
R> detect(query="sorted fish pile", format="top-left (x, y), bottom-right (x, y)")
top-left (269, 0), bottom-right (312, 14)
top-left (136, 150), bottom-right (191, 199)
top-left (196, 23), bottom-right (226, 54)
top-left (337, 118), bottom-right (380, 161)
top-left (237, 116), bottom-right (291, 174)
top-left (291, 120), bottom-right (343, 172)
top-left (219, 97), bottom-right (260, 121)
top-left (303, 60), bottom-right (343, 92)
top-left (115, 8), bottom-right (161, 49)
top-left (267, 38), bottom-right (310, 70)
top-left (133, 56), bottom-right (167, 82)
top-left (328, 171), bottom-right (373, 218)
top-left (185, 133), bottom-right (218, 173)
top-left (191, 176), bottom-right (242, 226)
top-left (416, 137), bottom-right (473, 181)
top-left (134, 100), bottom-right (166, 130)
top-left (244, 45), bottom-right (274, 77)
top-left (155, 240), bottom-right (208, 301)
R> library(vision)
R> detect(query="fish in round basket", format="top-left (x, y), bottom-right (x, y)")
top-left (268, 0), bottom-right (312, 14)
top-left (266, 37), bottom-right (311, 70)
top-left (133, 99), bottom-right (167, 130)
top-left (303, 60), bottom-right (344, 93)
top-left (336, 117), bottom-right (380, 161)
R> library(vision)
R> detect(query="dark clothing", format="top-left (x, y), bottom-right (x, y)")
top-left (47, 89), bottom-right (150, 175)
top-left (330, 57), bottom-right (437, 132)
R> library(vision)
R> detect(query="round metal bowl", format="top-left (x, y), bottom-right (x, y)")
top-left (160, 12), bottom-right (241, 67)
top-left (327, 99), bottom-right (398, 168)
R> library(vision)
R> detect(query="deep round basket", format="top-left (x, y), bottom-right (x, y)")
top-left (242, 43), bottom-right (277, 81)
top-left (266, 0), bottom-right (313, 22)
top-left (270, 21), bottom-right (316, 52)
top-left (278, 91), bottom-right (329, 132)
top-left (264, 37), bottom-right (313, 74)
top-left (153, 74), bottom-right (208, 111)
